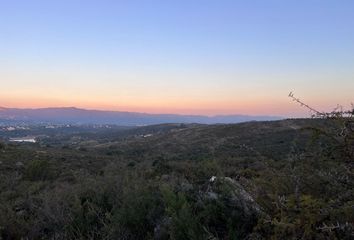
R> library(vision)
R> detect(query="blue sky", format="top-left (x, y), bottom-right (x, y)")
top-left (1, 0), bottom-right (353, 116)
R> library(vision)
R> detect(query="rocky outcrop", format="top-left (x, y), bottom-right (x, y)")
top-left (204, 176), bottom-right (262, 216)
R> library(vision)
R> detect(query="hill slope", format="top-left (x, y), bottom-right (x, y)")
top-left (0, 119), bottom-right (352, 239)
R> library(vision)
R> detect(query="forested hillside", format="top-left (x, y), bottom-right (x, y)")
top-left (0, 119), bottom-right (353, 239)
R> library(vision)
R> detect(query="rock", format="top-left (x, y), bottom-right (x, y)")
top-left (16, 161), bottom-right (24, 167)
top-left (206, 191), bottom-right (218, 200)
top-left (223, 177), bottom-right (261, 215)
top-left (209, 176), bottom-right (217, 182)
top-left (204, 176), bottom-right (262, 216)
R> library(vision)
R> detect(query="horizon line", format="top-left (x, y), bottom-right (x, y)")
top-left (0, 105), bottom-right (284, 118)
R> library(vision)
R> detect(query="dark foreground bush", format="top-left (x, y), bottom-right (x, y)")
top-left (23, 159), bottom-right (54, 181)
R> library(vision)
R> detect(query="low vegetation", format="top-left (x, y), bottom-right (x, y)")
top-left (0, 103), bottom-right (353, 239)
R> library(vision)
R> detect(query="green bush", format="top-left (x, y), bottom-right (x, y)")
top-left (109, 186), bottom-right (164, 239)
top-left (24, 159), bottom-right (54, 181)
top-left (161, 186), bottom-right (204, 240)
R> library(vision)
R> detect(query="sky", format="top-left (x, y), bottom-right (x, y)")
top-left (0, 0), bottom-right (353, 117)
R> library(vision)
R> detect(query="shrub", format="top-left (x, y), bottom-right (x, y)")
top-left (24, 159), bottom-right (54, 181)
top-left (109, 186), bottom-right (164, 239)
top-left (161, 186), bottom-right (205, 240)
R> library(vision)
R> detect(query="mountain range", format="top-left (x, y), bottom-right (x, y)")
top-left (0, 107), bottom-right (282, 125)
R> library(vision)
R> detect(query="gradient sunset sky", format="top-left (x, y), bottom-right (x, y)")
top-left (1, 0), bottom-right (353, 117)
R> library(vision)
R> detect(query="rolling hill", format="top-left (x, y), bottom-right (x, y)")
top-left (0, 118), bottom-right (352, 239)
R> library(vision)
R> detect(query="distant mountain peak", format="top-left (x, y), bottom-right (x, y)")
top-left (0, 106), bottom-right (282, 125)
top-left (40, 107), bottom-right (80, 110)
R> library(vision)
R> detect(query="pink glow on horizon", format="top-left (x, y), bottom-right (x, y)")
top-left (0, 96), bottom-right (316, 118)
top-left (1, 89), bottom-right (352, 118)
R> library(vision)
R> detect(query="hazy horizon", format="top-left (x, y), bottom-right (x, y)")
top-left (0, 104), bottom-right (284, 118)
top-left (1, 1), bottom-right (353, 117)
